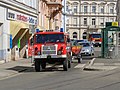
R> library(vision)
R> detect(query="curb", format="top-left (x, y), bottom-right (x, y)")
top-left (82, 58), bottom-right (96, 70)
top-left (83, 58), bottom-right (120, 71)
top-left (83, 58), bottom-right (96, 70)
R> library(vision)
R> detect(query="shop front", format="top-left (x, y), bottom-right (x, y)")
top-left (7, 9), bottom-right (38, 60)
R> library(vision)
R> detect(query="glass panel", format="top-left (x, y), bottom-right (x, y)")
top-left (35, 34), bottom-right (64, 43)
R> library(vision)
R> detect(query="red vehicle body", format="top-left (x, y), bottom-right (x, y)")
top-left (88, 33), bottom-right (102, 47)
top-left (28, 38), bottom-right (33, 57)
top-left (30, 30), bottom-right (72, 72)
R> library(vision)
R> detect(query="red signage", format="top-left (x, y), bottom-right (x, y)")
top-left (17, 14), bottom-right (28, 22)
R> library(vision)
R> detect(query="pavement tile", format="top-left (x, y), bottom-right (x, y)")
top-left (0, 58), bottom-right (32, 80)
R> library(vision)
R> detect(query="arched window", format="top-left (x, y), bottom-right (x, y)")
top-left (73, 32), bottom-right (77, 38)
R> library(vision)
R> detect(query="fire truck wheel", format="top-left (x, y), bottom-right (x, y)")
top-left (41, 62), bottom-right (46, 69)
top-left (63, 59), bottom-right (68, 71)
top-left (35, 60), bottom-right (42, 72)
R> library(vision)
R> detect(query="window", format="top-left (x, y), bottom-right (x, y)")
top-left (84, 6), bottom-right (88, 13)
top-left (110, 18), bottom-right (114, 22)
top-left (73, 18), bottom-right (77, 26)
top-left (92, 6), bottom-right (96, 13)
top-left (100, 18), bottom-right (104, 26)
top-left (84, 18), bottom-right (87, 25)
top-left (73, 32), bottom-right (77, 38)
top-left (66, 5), bottom-right (69, 11)
top-left (73, 6), bottom-right (78, 13)
top-left (92, 18), bottom-right (96, 25)
top-left (110, 8), bottom-right (114, 14)
top-left (67, 19), bottom-right (69, 24)
top-left (101, 7), bottom-right (104, 13)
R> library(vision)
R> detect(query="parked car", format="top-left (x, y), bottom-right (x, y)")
top-left (78, 42), bottom-right (94, 56)
top-left (76, 39), bottom-right (89, 43)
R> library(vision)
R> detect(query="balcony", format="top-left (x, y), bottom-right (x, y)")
top-left (47, 0), bottom-right (62, 6)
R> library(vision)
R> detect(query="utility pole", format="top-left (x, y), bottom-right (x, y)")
top-left (63, 0), bottom-right (66, 33)
top-left (79, 0), bottom-right (81, 39)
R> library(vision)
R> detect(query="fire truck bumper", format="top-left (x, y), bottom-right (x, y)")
top-left (34, 55), bottom-right (67, 59)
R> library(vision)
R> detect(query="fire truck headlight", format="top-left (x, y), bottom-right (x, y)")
top-left (57, 50), bottom-right (62, 55)
top-left (37, 51), bottom-right (41, 55)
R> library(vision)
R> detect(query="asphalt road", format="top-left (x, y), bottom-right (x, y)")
top-left (1, 47), bottom-right (119, 90)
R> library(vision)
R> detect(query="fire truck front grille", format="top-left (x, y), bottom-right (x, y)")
top-left (42, 45), bottom-right (57, 55)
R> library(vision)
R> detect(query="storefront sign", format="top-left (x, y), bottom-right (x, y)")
top-left (17, 14), bottom-right (28, 22)
top-left (7, 9), bottom-right (37, 25)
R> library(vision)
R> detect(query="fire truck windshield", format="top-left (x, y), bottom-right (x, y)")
top-left (91, 34), bottom-right (101, 38)
top-left (35, 34), bottom-right (64, 43)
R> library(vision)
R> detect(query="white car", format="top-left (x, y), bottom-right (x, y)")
top-left (78, 42), bottom-right (94, 56)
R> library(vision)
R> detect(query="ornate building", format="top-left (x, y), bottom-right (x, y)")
top-left (39, 0), bottom-right (63, 30)
top-left (116, 0), bottom-right (120, 22)
top-left (66, 0), bottom-right (117, 40)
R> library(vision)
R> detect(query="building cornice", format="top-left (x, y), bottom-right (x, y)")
top-left (0, 0), bottom-right (38, 17)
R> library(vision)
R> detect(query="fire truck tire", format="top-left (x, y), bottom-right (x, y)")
top-left (35, 60), bottom-right (42, 72)
top-left (63, 59), bottom-right (68, 71)
top-left (41, 62), bottom-right (46, 69)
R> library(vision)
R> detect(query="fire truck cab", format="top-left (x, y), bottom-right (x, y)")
top-left (88, 32), bottom-right (102, 47)
top-left (31, 30), bottom-right (72, 72)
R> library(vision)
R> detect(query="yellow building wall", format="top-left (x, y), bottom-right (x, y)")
top-left (10, 21), bottom-right (29, 39)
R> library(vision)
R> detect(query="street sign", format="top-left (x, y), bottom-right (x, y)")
top-left (29, 25), bottom-right (35, 34)
top-left (112, 22), bottom-right (118, 26)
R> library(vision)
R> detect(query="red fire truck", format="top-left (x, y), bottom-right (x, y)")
top-left (88, 33), bottom-right (102, 47)
top-left (30, 30), bottom-right (72, 72)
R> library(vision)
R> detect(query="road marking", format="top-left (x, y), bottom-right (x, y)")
top-left (88, 58), bottom-right (96, 66)
top-left (94, 63), bottom-right (104, 65)
top-left (74, 64), bottom-right (86, 68)
top-left (0, 73), bottom-right (21, 81)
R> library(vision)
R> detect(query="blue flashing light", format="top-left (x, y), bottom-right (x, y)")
top-left (10, 35), bottom-right (12, 49)
top-left (60, 28), bottom-right (64, 32)
top-left (36, 29), bottom-right (40, 33)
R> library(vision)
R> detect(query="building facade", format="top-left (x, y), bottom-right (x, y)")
top-left (0, 0), bottom-right (38, 62)
top-left (39, 0), bottom-right (63, 31)
top-left (116, 0), bottom-right (120, 22)
top-left (61, 0), bottom-right (67, 32)
top-left (66, 0), bottom-right (117, 40)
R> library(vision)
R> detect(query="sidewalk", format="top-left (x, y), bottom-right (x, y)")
top-left (84, 58), bottom-right (120, 71)
top-left (0, 58), bottom-right (33, 80)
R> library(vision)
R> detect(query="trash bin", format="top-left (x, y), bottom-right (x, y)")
top-left (15, 45), bottom-right (19, 60)
top-left (6, 48), bottom-right (11, 62)
top-left (108, 46), bottom-right (115, 58)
